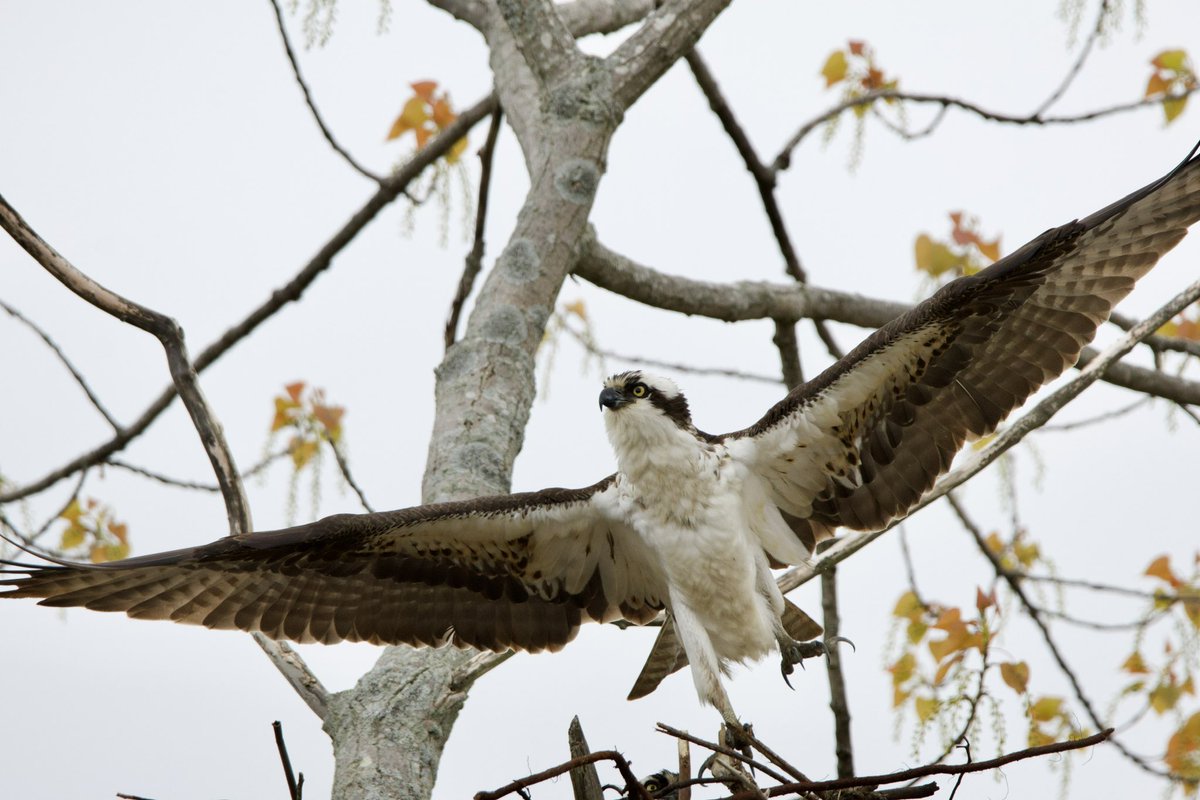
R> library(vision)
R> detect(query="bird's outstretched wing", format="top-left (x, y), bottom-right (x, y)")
top-left (0, 476), bottom-right (666, 652)
top-left (726, 143), bottom-right (1200, 536)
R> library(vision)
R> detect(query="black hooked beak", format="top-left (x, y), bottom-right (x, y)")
top-left (598, 387), bottom-right (624, 411)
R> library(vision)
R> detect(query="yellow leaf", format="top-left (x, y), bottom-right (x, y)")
top-left (1165, 711), bottom-right (1200, 780)
top-left (1154, 49), bottom-right (1189, 72)
top-left (60, 525), bottom-right (86, 550)
top-left (1030, 696), bottom-right (1063, 722)
top-left (387, 96), bottom-right (430, 141)
top-left (291, 438), bottom-right (319, 470)
top-left (563, 300), bottom-right (588, 321)
top-left (984, 531), bottom-right (1005, 556)
top-left (1027, 726), bottom-right (1054, 747)
top-left (1146, 555), bottom-right (1181, 587)
top-left (1001, 661), bottom-right (1030, 694)
top-left (1150, 682), bottom-right (1183, 714)
top-left (889, 652), bottom-right (916, 686)
top-left (1122, 651), bottom-right (1150, 674)
top-left (892, 590), bottom-right (924, 621)
top-left (1013, 538), bottom-right (1040, 568)
top-left (893, 685), bottom-right (910, 708)
top-left (915, 695), bottom-right (938, 722)
top-left (1163, 96), bottom-right (1187, 124)
top-left (906, 620), bottom-right (928, 645)
top-left (59, 498), bottom-right (83, 523)
top-left (820, 50), bottom-right (848, 88)
top-left (446, 136), bottom-right (469, 165)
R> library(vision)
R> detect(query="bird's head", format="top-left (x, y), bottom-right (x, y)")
top-left (599, 371), bottom-right (693, 430)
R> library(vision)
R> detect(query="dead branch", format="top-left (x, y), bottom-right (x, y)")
top-left (273, 720), bottom-right (304, 800)
top-left (474, 750), bottom-right (651, 800)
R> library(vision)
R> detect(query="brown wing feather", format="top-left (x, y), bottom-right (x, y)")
top-left (730, 143), bottom-right (1200, 533)
top-left (1, 476), bottom-right (666, 653)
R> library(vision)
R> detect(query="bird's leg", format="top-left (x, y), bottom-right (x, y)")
top-left (777, 634), bottom-right (856, 689)
top-left (669, 601), bottom-right (755, 751)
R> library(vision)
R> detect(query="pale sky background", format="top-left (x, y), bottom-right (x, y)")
top-left (1, 1), bottom-right (1198, 798)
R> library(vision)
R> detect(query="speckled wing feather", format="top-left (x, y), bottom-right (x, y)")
top-left (728, 144), bottom-right (1200, 535)
top-left (0, 477), bottom-right (666, 652)
top-left (626, 598), bottom-right (821, 700)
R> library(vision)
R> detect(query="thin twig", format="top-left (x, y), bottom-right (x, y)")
top-left (559, 320), bottom-right (782, 384)
top-left (273, 720), bottom-right (303, 800)
top-left (0, 197), bottom-right (252, 535)
top-left (946, 493), bottom-right (1166, 778)
top-left (445, 107), bottom-right (504, 350)
top-left (0, 299), bottom-right (121, 431)
top-left (685, 49), bottom-right (843, 362)
top-left (771, 87), bottom-right (1198, 175)
top-left (104, 448), bottom-right (291, 492)
top-left (328, 441), bottom-right (374, 512)
top-left (268, 0), bottom-right (382, 183)
top-left (1037, 396), bottom-right (1151, 433)
top-left (1031, 0), bottom-right (1111, 117)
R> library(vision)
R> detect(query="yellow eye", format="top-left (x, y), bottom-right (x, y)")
top-left (631, 384), bottom-right (647, 398)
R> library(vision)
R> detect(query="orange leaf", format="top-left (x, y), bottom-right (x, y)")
top-left (410, 80), bottom-right (438, 102)
top-left (431, 97), bottom-right (457, 129)
top-left (848, 40), bottom-right (865, 56)
top-left (387, 96), bottom-right (430, 141)
top-left (975, 587), bottom-right (996, 612)
top-left (976, 238), bottom-right (1001, 263)
top-left (1146, 72), bottom-right (1171, 98)
top-left (1146, 555), bottom-right (1181, 587)
top-left (285, 381), bottom-right (306, 402)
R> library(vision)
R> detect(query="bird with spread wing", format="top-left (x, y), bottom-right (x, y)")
top-left (4, 143), bottom-right (1200, 737)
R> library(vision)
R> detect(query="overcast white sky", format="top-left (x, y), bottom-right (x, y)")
top-left (1, 1), bottom-right (1198, 798)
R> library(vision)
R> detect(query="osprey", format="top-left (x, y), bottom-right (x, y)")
top-left (4, 144), bottom-right (1200, 734)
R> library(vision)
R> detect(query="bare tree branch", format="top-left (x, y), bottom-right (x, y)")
top-left (607, 0), bottom-right (732, 110)
top-left (771, 87), bottom-right (1199, 175)
top-left (575, 236), bottom-right (1200, 405)
top-left (1032, 0), bottom-right (1112, 117)
top-left (252, 636), bottom-right (330, 719)
top-left (0, 94), bottom-right (497, 507)
top-left (0, 195), bottom-right (252, 535)
top-left (446, 108), bottom-right (504, 350)
top-left (0, 299), bottom-right (120, 431)
top-left (495, 0), bottom-right (582, 89)
top-left (268, 0), bottom-right (383, 183)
